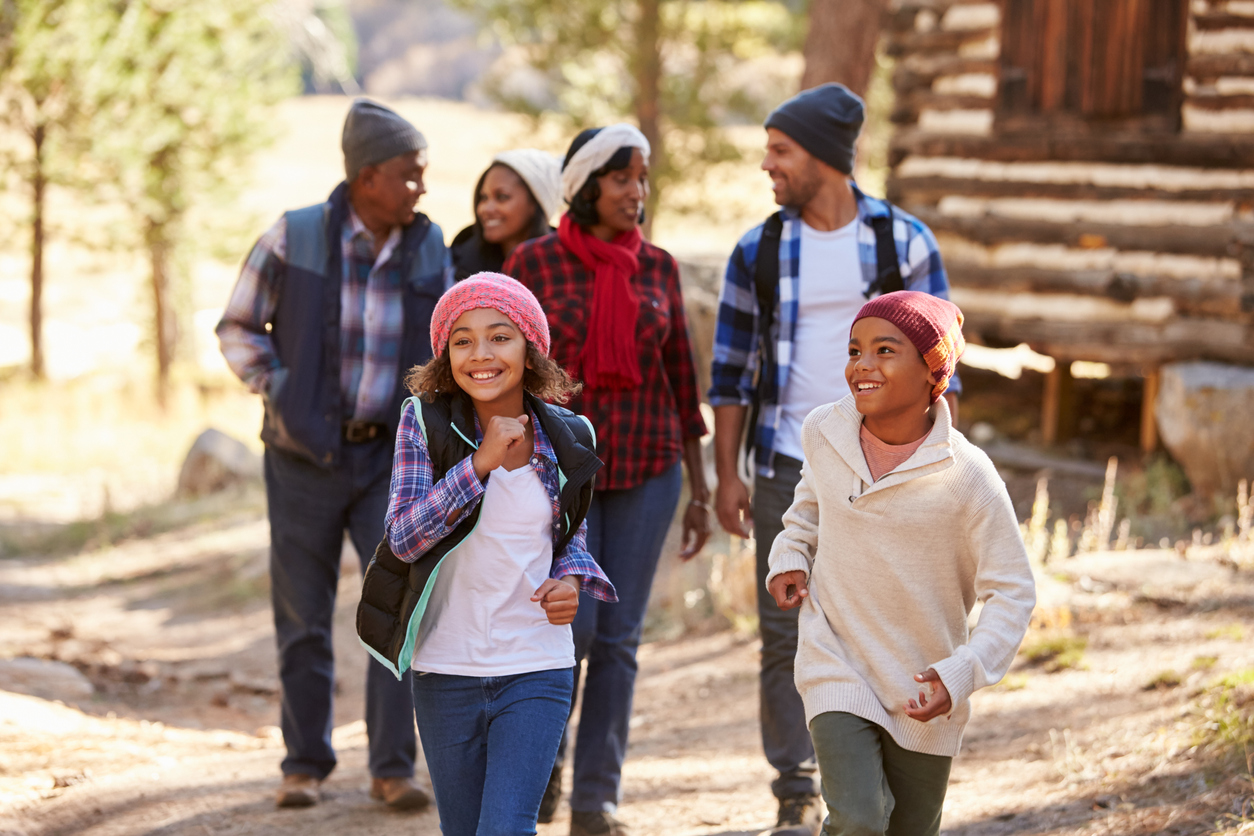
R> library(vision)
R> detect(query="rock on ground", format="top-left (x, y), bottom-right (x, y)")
top-left (0, 658), bottom-right (93, 702)
top-left (177, 429), bottom-right (262, 498)
top-left (1157, 361), bottom-right (1254, 500)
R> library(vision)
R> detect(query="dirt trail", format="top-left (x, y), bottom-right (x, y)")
top-left (2, 505), bottom-right (1253, 836)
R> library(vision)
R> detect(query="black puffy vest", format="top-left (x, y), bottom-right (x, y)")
top-left (356, 391), bottom-right (602, 679)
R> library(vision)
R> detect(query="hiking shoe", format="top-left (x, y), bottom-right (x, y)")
top-left (773, 793), bottom-right (822, 835)
top-left (570, 809), bottom-right (628, 836)
top-left (370, 776), bottom-right (431, 811)
top-left (275, 773), bottom-right (320, 808)
top-left (537, 765), bottom-right (562, 823)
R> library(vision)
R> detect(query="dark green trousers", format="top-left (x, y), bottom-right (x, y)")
top-left (810, 712), bottom-right (952, 836)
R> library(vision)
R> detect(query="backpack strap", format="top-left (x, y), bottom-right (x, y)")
top-left (868, 208), bottom-right (904, 298)
top-left (745, 212), bottom-right (784, 457)
top-left (753, 212), bottom-right (784, 396)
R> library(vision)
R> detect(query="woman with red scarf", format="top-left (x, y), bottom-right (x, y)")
top-left (503, 124), bottom-right (710, 836)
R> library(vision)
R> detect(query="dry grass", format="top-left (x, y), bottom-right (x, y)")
top-left (1021, 631), bottom-right (1089, 672)
top-left (0, 376), bottom-right (263, 527)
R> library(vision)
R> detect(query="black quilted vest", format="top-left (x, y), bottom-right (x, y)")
top-left (356, 391), bottom-right (602, 678)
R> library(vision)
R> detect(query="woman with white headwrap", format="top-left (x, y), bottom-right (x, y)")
top-left (503, 125), bottom-right (711, 836)
top-left (450, 148), bottom-right (562, 281)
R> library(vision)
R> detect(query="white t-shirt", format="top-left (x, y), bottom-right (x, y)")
top-left (775, 218), bottom-right (865, 461)
top-left (411, 463), bottom-right (575, 676)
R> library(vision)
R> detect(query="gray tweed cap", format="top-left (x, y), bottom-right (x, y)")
top-left (342, 98), bottom-right (428, 182)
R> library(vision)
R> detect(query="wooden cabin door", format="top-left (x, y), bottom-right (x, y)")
top-left (998, 0), bottom-right (1189, 131)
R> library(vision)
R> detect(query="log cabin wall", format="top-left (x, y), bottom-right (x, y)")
top-left (884, 0), bottom-right (1254, 376)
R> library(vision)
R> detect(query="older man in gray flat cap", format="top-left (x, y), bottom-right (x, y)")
top-left (217, 98), bottom-right (451, 811)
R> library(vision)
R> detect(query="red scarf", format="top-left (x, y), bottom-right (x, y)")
top-left (558, 214), bottom-right (643, 390)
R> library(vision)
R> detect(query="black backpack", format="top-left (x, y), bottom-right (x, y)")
top-left (747, 209), bottom-right (903, 455)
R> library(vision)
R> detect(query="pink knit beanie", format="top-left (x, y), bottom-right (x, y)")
top-left (430, 272), bottom-right (551, 356)
top-left (852, 291), bottom-right (965, 403)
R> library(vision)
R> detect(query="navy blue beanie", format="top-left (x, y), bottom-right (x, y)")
top-left (764, 83), bottom-right (864, 175)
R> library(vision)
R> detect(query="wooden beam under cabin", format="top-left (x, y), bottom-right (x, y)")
top-left (888, 174), bottom-right (1254, 206)
top-left (1140, 367), bottom-right (1161, 456)
top-left (912, 208), bottom-right (1248, 258)
top-left (888, 130), bottom-right (1254, 169)
top-left (1041, 363), bottom-right (1076, 446)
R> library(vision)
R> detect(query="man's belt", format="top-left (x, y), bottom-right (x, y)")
top-left (342, 421), bottom-right (388, 443)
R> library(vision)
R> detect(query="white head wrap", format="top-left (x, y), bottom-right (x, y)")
top-left (491, 149), bottom-right (563, 223)
top-left (560, 124), bottom-right (651, 205)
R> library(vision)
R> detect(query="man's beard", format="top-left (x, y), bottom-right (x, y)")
top-left (780, 157), bottom-right (824, 211)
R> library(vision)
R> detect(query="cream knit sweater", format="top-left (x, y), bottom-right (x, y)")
top-left (766, 396), bottom-right (1036, 758)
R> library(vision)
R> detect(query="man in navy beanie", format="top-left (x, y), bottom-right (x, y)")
top-left (707, 82), bottom-right (960, 834)
top-left (217, 98), bottom-right (451, 811)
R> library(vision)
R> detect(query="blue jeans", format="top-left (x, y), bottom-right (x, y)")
top-left (413, 668), bottom-right (574, 836)
top-left (265, 440), bottom-right (416, 780)
top-left (559, 462), bottom-right (683, 813)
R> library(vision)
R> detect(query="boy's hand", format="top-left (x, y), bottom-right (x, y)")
top-left (472, 414), bottom-right (529, 480)
top-left (904, 668), bottom-right (952, 722)
top-left (532, 576), bottom-right (579, 625)
top-left (767, 570), bottom-right (809, 610)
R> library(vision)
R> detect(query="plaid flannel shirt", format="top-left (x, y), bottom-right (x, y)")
top-left (217, 208), bottom-right (452, 421)
top-left (385, 399), bottom-right (616, 602)
top-left (504, 233), bottom-right (708, 492)
top-left (709, 184), bottom-right (961, 478)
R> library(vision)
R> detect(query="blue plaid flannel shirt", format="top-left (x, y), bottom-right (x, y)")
top-left (385, 400), bottom-right (616, 602)
top-left (708, 184), bottom-right (961, 478)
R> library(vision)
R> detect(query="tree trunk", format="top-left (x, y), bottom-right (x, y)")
top-left (29, 123), bottom-right (46, 380)
top-left (801, 0), bottom-right (890, 97)
top-left (148, 224), bottom-right (176, 408)
top-left (633, 0), bottom-right (663, 239)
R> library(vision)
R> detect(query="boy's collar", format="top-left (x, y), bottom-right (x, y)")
top-left (822, 395), bottom-right (954, 491)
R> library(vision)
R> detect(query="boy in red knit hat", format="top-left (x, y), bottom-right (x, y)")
top-left (765, 291), bottom-right (1036, 835)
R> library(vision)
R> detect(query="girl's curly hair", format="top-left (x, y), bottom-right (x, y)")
top-left (404, 342), bottom-right (582, 404)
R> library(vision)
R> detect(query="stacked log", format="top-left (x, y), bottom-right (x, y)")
top-left (885, 0), bottom-right (1254, 374)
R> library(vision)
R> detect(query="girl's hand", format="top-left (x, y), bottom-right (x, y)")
top-left (472, 414), bottom-right (529, 480)
top-left (532, 576), bottom-right (580, 625)
top-left (904, 668), bottom-right (952, 722)
top-left (767, 570), bottom-right (809, 610)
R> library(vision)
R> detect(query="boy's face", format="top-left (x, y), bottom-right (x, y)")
top-left (846, 316), bottom-right (936, 418)
top-left (447, 307), bottom-right (531, 407)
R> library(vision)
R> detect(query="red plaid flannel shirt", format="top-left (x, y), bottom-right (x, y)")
top-left (504, 233), bottom-right (708, 492)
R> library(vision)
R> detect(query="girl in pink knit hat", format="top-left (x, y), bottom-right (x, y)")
top-left (357, 271), bottom-right (616, 835)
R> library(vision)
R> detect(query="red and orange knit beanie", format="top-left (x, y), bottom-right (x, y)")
top-left (430, 272), bottom-right (551, 357)
top-left (852, 291), bottom-right (965, 404)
